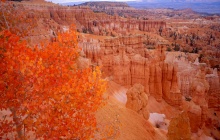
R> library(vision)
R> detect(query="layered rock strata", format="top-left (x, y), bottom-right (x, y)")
top-left (80, 36), bottom-right (182, 106)
top-left (14, 3), bottom-right (166, 36)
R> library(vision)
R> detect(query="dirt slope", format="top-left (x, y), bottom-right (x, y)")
top-left (95, 81), bottom-right (167, 140)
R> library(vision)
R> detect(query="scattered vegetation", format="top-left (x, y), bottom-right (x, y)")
top-left (173, 44), bottom-right (180, 51)
top-left (147, 46), bottom-right (156, 49)
top-left (167, 47), bottom-right (172, 51)
top-left (190, 47), bottom-right (198, 53)
top-left (155, 122), bottom-right (160, 128)
top-left (198, 54), bottom-right (204, 62)
top-left (94, 10), bottom-right (102, 13)
top-left (181, 49), bottom-right (189, 53)
top-left (185, 97), bottom-right (192, 102)
top-left (82, 28), bottom-right (88, 33)
top-left (159, 26), bottom-right (163, 36)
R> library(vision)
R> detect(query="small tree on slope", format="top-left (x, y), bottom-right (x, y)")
top-left (0, 27), bottom-right (106, 139)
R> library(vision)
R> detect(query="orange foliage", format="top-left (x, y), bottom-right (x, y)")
top-left (0, 27), bottom-right (106, 139)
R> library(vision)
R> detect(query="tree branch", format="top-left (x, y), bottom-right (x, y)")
top-left (0, 1), bottom-right (9, 30)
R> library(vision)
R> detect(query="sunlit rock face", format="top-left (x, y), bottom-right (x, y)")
top-left (79, 33), bottom-right (219, 135)
top-left (47, 6), bottom-right (165, 36)
top-left (126, 84), bottom-right (150, 120)
top-left (190, 64), bottom-right (209, 106)
top-left (80, 35), bottom-right (183, 105)
top-left (162, 63), bottom-right (182, 106)
top-left (206, 68), bottom-right (220, 111)
top-left (165, 52), bottom-right (220, 133)
top-left (167, 111), bottom-right (191, 140)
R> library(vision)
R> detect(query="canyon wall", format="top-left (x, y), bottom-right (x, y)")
top-left (79, 36), bottom-right (182, 107)
top-left (206, 68), bottom-right (220, 111)
top-left (79, 36), bottom-right (219, 133)
top-left (166, 53), bottom-right (220, 133)
top-left (14, 3), bottom-right (165, 38)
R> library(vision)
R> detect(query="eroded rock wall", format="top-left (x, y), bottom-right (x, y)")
top-left (166, 52), bottom-right (220, 133)
top-left (16, 3), bottom-right (166, 37)
top-left (162, 63), bottom-right (182, 106)
top-left (206, 68), bottom-right (220, 111)
top-left (80, 36), bottom-right (182, 106)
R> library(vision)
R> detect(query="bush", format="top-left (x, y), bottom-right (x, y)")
top-left (174, 44), bottom-right (180, 51)
top-left (185, 97), bottom-right (192, 102)
top-left (167, 47), bottom-right (172, 51)
top-left (190, 47), bottom-right (198, 53)
top-left (155, 122), bottom-right (160, 128)
top-left (82, 28), bottom-right (88, 33)
top-left (147, 46), bottom-right (156, 49)
top-left (198, 54), bottom-right (204, 62)
top-left (181, 49), bottom-right (189, 53)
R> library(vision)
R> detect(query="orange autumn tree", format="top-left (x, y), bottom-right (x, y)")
top-left (0, 26), bottom-right (106, 139)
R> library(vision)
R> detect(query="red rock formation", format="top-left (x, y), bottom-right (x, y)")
top-left (80, 36), bottom-right (182, 105)
top-left (148, 46), bottom-right (165, 102)
top-left (162, 63), bottom-right (182, 106)
top-left (126, 84), bottom-right (150, 120)
top-left (13, 2), bottom-right (166, 39)
top-left (185, 102), bottom-right (202, 133)
top-left (78, 37), bottom-right (101, 64)
top-left (131, 54), bottom-right (150, 95)
top-left (190, 64), bottom-right (209, 106)
top-left (206, 68), bottom-right (220, 111)
top-left (113, 47), bottom-right (131, 86)
top-left (149, 63), bottom-right (163, 102)
top-left (168, 53), bottom-right (219, 133)
top-left (148, 46), bottom-right (182, 105)
top-left (167, 111), bottom-right (191, 140)
top-left (182, 99), bottom-right (208, 133)
top-left (182, 64), bottom-right (209, 132)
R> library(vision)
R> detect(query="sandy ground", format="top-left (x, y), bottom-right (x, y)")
top-left (95, 81), bottom-right (167, 140)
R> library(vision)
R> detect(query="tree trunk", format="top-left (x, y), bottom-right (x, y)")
top-left (11, 108), bottom-right (24, 140)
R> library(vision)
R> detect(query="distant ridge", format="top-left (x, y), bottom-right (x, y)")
top-left (79, 1), bottom-right (130, 8)
top-left (139, 0), bottom-right (220, 2)
top-left (127, 1), bottom-right (220, 14)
